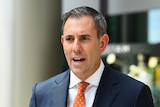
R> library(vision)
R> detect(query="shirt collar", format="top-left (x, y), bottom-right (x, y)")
top-left (69, 60), bottom-right (104, 88)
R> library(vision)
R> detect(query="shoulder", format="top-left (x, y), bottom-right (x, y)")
top-left (33, 69), bottom-right (70, 91)
top-left (104, 64), bottom-right (152, 92)
top-left (110, 68), bottom-right (154, 106)
top-left (102, 65), bottom-right (154, 106)
top-left (30, 70), bottom-right (70, 106)
top-left (104, 64), bottom-right (147, 90)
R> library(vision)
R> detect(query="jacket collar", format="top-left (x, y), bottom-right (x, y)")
top-left (52, 64), bottom-right (120, 107)
top-left (92, 65), bottom-right (120, 107)
top-left (52, 70), bottom-right (70, 107)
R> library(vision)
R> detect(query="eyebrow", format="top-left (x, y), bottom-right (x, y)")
top-left (63, 35), bottom-right (74, 39)
top-left (64, 34), bottom-right (72, 37)
top-left (64, 34), bottom-right (91, 37)
top-left (80, 34), bottom-right (90, 37)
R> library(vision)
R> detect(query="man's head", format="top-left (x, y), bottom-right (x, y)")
top-left (61, 6), bottom-right (109, 80)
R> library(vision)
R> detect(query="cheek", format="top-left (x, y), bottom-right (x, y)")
top-left (63, 46), bottom-right (70, 54)
top-left (87, 43), bottom-right (100, 57)
top-left (62, 44), bottom-right (69, 54)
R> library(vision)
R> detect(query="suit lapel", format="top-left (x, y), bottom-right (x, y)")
top-left (52, 70), bottom-right (70, 107)
top-left (92, 65), bottom-right (120, 107)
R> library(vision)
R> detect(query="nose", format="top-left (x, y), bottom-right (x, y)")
top-left (72, 39), bottom-right (82, 53)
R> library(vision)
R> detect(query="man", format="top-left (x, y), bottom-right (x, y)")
top-left (29, 6), bottom-right (154, 107)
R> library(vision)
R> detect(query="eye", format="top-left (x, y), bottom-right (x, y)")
top-left (81, 35), bottom-right (90, 41)
top-left (65, 36), bottom-right (74, 41)
top-left (82, 36), bottom-right (88, 40)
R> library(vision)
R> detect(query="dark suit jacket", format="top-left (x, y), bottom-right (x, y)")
top-left (29, 64), bottom-right (154, 107)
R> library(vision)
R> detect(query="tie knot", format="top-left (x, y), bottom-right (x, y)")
top-left (78, 82), bottom-right (89, 92)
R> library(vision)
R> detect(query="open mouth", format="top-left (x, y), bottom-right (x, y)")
top-left (73, 58), bottom-right (85, 62)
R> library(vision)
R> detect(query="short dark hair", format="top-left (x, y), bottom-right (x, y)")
top-left (61, 6), bottom-right (107, 39)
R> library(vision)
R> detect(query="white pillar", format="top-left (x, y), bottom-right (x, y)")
top-left (14, 0), bottom-right (61, 107)
top-left (0, 0), bottom-right (15, 107)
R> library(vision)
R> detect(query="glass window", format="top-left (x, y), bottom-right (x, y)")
top-left (148, 8), bottom-right (160, 44)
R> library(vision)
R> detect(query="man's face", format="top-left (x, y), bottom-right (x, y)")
top-left (61, 15), bottom-right (108, 80)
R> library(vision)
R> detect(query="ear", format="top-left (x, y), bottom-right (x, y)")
top-left (100, 34), bottom-right (109, 54)
top-left (61, 35), bottom-right (64, 44)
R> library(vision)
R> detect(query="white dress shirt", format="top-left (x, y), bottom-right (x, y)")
top-left (67, 60), bottom-right (104, 107)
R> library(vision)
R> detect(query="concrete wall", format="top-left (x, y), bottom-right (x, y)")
top-left (61, 0), bottom-right (100, 14)
top-left (107, 0), bottom-right (160, 15)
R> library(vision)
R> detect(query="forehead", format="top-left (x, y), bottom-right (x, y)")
top-left (64, 15), bottom-right (96, 31)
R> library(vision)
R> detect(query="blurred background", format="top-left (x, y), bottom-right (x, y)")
top-left (0, 0), bottom-right (160, 107)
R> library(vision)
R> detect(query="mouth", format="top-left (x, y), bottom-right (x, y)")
top-left (73, 57), bottom-right (86, 62)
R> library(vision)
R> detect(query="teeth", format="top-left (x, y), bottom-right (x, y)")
top-left (74, 58), bottom-right (81, 60)
top-left (73, 57), bottom-right (85, 62)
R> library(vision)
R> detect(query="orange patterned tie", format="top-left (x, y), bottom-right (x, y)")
top-left (73, 82), bottom-right (89, 107)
